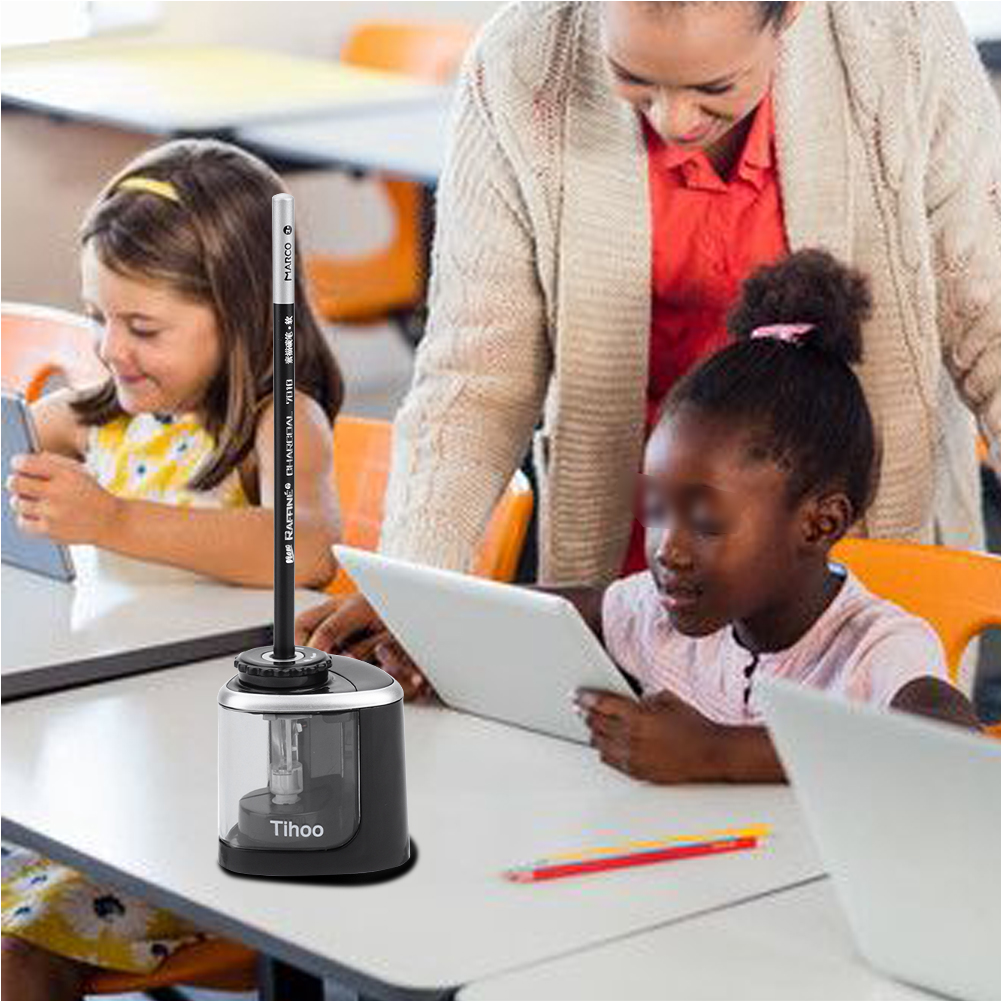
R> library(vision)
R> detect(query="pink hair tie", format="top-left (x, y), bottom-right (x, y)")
top-left (750, 323), bottom-right (814, 345)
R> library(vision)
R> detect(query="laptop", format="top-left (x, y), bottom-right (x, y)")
top-left (759, 678), bottom-right (1001, 1001)
top-left (1, 392), bottom-right (75, 581)
top-left (334, 545), bottom-right (637, 742)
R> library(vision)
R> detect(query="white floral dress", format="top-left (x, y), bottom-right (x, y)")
top-left (85, 411), bottom-right (248, 509)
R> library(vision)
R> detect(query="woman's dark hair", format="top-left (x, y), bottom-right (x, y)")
top-left (662, 249), bottom-right (878, 522)
top-left (756, 2), bottom-right (789, 30)
top-left (73, 139), bottom-right (344, 493)
top-left (646, 2), bottom-right (790, 31)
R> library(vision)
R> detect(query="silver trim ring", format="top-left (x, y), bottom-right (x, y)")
top-left (217, 676), bottom-right (403, 713)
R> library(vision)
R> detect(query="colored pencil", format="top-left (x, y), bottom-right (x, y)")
top-left (504, 835), bottom-right (760, 883)
top-left (537, 824), bottom-right (771, 865)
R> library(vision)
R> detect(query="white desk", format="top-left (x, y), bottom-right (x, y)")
top-left (460, 880), bottom-right (935, 1001)
top-left (2, 655), bottom-right (823, 999)
top-left (238, 97), bottom-right (450, 185)
top-left (1, 44), bottom-right (440, 135)
top-left (1, 548), bottom-right (327, 700)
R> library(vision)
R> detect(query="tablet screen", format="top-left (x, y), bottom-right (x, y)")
top-left (1, 392), bottom-right (75, 581)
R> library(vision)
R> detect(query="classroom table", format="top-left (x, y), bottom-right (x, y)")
top-left (459, 879), bottom-right (935, 1001)
top-left (1, 654), bottom-right (824, 1000)
top-left (237, 95), bottom-right (450, 184)
top-left (0, 43), bottom-right (440, 135)
top-left (1, 547), bottom-right (328, 701)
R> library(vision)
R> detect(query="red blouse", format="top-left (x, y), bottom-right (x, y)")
top-left (622, 92), bottom-right (789, 575)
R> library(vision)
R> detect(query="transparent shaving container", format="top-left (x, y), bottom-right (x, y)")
top-left (218, 646), bottom-right (409, 877)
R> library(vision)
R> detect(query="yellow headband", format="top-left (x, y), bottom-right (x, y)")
top-left (117, 176), bottom-right (181, 204)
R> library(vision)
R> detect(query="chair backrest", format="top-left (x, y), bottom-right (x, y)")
top-left (333, 415), bottom-right (394, 555)
top-left (341, 20), bottom-right (474, 83)
top-left (328, 415), bottom-right (533, 593)
top-left (85, 937), bottom-right (258, 994)
top-left (1, 302), bottom-right (107, 401)
top-left (832, 537), bottom-right (1001, 680)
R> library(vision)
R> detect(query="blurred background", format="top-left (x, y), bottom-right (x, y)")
top-left (2, 1), bottom-right (503, 418)
top-left (3, 1), bottom-right (1001, 417)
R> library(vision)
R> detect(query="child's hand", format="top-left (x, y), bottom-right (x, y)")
top-left (375, 638), bottom-right (436, 702)
top-left (7, 453), bottom-right (121, 546)
top-left (296, 593), bottom-right (383, 655)
top-left (294, 595), bottom-right (435, 701)
top-left (575, 688), bottom-right (724, 784)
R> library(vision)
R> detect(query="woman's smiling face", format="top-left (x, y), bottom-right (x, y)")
top-left (600, 2), bottom-right (795, 151)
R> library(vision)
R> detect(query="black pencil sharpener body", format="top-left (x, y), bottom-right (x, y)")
top-left (218, 646), bottom-right (409, 877)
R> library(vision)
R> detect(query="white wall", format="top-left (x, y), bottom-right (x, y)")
top-left (150, 2), bottom-right (495, 58)
top-left (1, 1), bottom-right (502, 310)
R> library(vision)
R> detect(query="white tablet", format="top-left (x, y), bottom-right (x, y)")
top-left (1, 392), bottom-right (75, 582)
top-left (334, 545), bottom-right (637, 743)
top-left (760, 678), bottom-right (1001, 1001)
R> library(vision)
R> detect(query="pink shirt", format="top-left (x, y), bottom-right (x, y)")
top-left (602, 568), bottom-right (947, 725)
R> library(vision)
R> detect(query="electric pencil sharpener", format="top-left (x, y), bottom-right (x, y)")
top-left (218, 646), bottom-right (409, 877)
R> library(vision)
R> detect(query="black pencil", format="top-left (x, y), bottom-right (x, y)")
top-left (272, 194), bottom-right (295, 660)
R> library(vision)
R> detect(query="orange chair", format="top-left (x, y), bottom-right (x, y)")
top-left (832, 537), bottom-right (1001, 737)
top-left (343, 21), bottom-right (474, 81)
top-left (328, 414), bottom-right (534, 594)
top-left (85, 938), bottom-right (259, 995)
top-left (305, 22), bottom-right (474, 333)
top-left (1, 302), bottom-right (107, 401)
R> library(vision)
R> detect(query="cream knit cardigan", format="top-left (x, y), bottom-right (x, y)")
top-left (381, 1), bottom-right (1001, 585)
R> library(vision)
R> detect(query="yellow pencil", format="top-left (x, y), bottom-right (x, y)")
top-left (538, 824), bottom-right (771, 864)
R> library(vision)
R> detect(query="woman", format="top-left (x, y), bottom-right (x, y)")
top-left (298, 2), bottom-right (1001, 674)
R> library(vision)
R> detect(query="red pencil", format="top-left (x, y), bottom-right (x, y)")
top-left (504, 835), bottom-right (759, 883)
